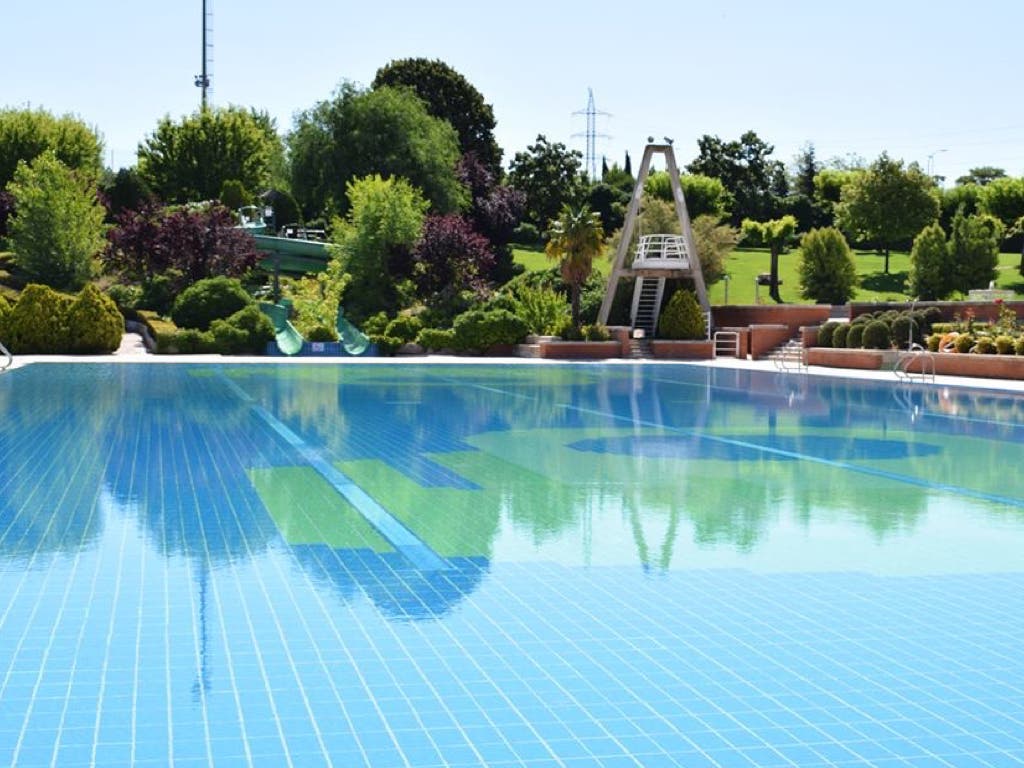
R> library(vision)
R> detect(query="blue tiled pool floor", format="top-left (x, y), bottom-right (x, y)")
top-left (1, 363), bottom-right (1023, 767)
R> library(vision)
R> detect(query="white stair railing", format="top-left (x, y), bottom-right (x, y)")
top-left (0, 340), bottom-right (11, 372)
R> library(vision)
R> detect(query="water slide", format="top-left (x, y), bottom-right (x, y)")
top-left (259, 301), bottom-right (371, 356)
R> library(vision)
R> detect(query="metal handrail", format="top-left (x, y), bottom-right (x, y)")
top-left (0, 340), bottom-right (11, 372)
top-left (633, 234), bottom-right (691, 268)
top-left (895, 345), bottom-right (935, 383)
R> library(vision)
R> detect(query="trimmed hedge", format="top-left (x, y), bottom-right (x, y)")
top-left (171, 276), bottom-right (251, 331)
top-left (658, 290), bottom-right (706, 340)
top-left (416, 328), bottom-right (456, 351)
top-left (817, 321), bottom-right (840, 347)
top-left (67, 284), bottom-right (124, 353)
top-left (846, 323), bottom-right (865, 348)
top-left (4, 284), bottom-right (72, 353)
top-left (452, 309), bottom-right (528, 353)
top-left (862, 320), bottom-right (891, 350)
top-left (210, 305), bottom-right (274, 355)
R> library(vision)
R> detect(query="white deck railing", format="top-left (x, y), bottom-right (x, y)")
top-left (633, 234), bottom-right (691, 270)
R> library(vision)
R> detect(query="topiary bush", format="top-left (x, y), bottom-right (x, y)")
top-left (926, 333), bottom-right (942, 352)
top-left (995, 335), bottom-right (1015, 355)
top-left (5, 284), bottom-right (72, 353)
top-left (1015, 336), bottom-right (1024, 356)
top-left (658, 290), bottom-right (706, 340)
top-left (862, 319), bottom-right (892, 350)
top-left (890, 314), bottom-right (921, 348)
top-left (209, 304), bottom-right (274, 354)
top-left (66, 283), bottom-right (124, 353)
top-left (846, 323), bottom-right (865, 348)
top-left (832, 324), bottom-right (850, 348)
top-left (416, 328), bottom-right (456, 351)
top-left (384, 315), bottom-right (423, 344)
top-left (452, 309), bottom-right (529, 353)
top-left (171, 276), bottom-right (251, 331)
top-left (954, 334), bottom-right (975, 353)
top-left (305, 324), bottom-right (337, 342)
top-left (973, 336), bottom-right (997, 354)
top-left (817, 321), bottom-right (840, 348)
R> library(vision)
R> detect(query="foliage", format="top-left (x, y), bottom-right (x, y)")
top-left (740, 215), bottom-right (797, 303)
top-left (585, 183), bottom-right (628, 235)
top-left (287, 269), bottom-right (349, 340)
top-left (512, 223), bottom-right (541, 245)
top-left (7, 152), bottom-right (106, 290)
top-left (104, 203), bottom-right (259, 290)
top-left (862, 320), bottom-right (891, 349)
top-left (155, 327), bottom-right (217, 354)
top-left (644, 172), bottom-right (733, 221)
top-left (373, 58), bottom-right (502, 176)
top-left (0, 108), bottom-right (103, 190)
top-left (4, 284), bottom-right (72, 353)
top-left (508, 135), bottom-right (585, 230)
top-left (831, 324), bottom-right (850, 348)
top-left (305, 324), bottom-right (337, 342)
top-left (846, 323), bottom-right (865, 348)
top-left (787, 143), bottom-right (829, 230)
top-left (690, 214), bottom-right (740, 286)
top-left (100, 167), bottom-right (154, 219)
top-left (451, 308), bottom-right (528, 352)
top-left (995, 335), bottom-right (1015, 355)
top-left (798, 227), bottom-right (856, 304)
top-left (817, 321), bottom-right (840, 347)
top-left (171, 276), bottom-right (252, 331)
top-left (413, 214), bottom-right (495, 311)
top-left (973, 336), bottom-right (997, 354)
top-left (979, 176), bottom-right (1024, 227)
top-left (209, 304), bottom-right (274, 354)
top-left (658, 289), bottom-right (706, 340)
top-left (0, 189), bottom-right (14, 239)
top-left (939, 184), bottom-right (982, 232)
top-left (545, 204), bottom-right (604, 329)
top-left (890, 314), bottom-right (922, 348)
top-left (957, 167), bottom-right (1006, 187)
top-left (954, 333), bottom-right (975, 353)
top-left (581, 323), bottom-right (611, 341)
top-left (457, 153), bottom-right (525, 268)
top-left (288, 82), bottom-right (466, 219)
top-left (949, 208), bottom-right (1003, 293)
top-left (0, 294), bottom-right (10, 335)
top-left (262, 188), bottom-right (301, 229)
top-left (219, 179), bottom-right (250, 210)
top-left (137, 106), bottom-right (282, 203)
top-left (384, 315), bottom-right (423, 344)
top-left (416, 327), bottom-right (456, 351)
top-left (329, 174), bottom-right (428, 322)
top-left (687, 131), bottom-right (785, 224)
top-left (909, 223), bottom-right (954, 300)
top-left (506, 282), bottom-right (569, 335)
top-left (835, 153), bottom-right (939, 272)
top-left (362, 312), bottom-right (390, 336)
top-left (140, 271), bottom-right (181, 315)
top-left (66, 283), bottom-right (123, 353)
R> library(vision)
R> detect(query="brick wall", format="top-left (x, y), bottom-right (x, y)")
top-left (712, 305), bottom-right (831, 335)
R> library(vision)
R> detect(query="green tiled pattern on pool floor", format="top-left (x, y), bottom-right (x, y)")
top-left (247, 466), bottom-right (393, 552)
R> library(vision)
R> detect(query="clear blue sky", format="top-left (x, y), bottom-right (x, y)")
top-left (6, 0), bottom-right (1023, 186)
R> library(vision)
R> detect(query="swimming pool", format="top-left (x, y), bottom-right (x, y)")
top-left (1, 362), bottom-right (1022, 767)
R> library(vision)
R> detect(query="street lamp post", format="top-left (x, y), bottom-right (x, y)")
top-left (926, 149), bottom-right (947, 178)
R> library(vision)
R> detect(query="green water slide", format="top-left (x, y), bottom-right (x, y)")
top-left (336, 307), bottom-right (370, 355)
top-left (251, 234), bottom-right (331, 274)
top-left (259, 301), bottom-right (371, 356)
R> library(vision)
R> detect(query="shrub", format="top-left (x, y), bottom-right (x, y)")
top-left (581, 323), bottom-right (611, 341)
top-left (452, 309), bottom-right (528, 352)
top-left (512, 222), bottom-right (542, 245)
top-left (416, 328), bottom-right (456, 351)
top-left (159, 328), bottom-right (217, 354)
top-left (995, 335), bottom-right (1015, 355)
top-left (140, 271), bottom-right (181, 315)
top-left (5, 284), bottom-right (72, 353)
top-left (846, 323), bottom-right (865, 348)
top-left (798, 227), bottom-right (856, 304)
top-left (817, 321), bottom-right (840, 347)
top-left (105, 283), bottom-right (142, 313)
top-left (658, 290), bottom-right (706, 340)
top-left (832, 324), bottom-right (850, 348)
top-left (926, 333), bottom-right (942, 352)
top-left (209, 304), bottom-right (274, 354)
top-left (384, 315), bottom-right (424, 344)
top-left (171, 276), bottom-right (251, 330)
top-left (954, 334), bottom-right (975, 353)
top-left (0, 294), bottom-right (10, 337)
top-left (1015, 337), bottom-right (1024, 356)
top-left (862, 320), bottom-right (892, 350)
top-left (921, 306), bottom-right (943, 330)
top-left (66, 283), bottom-right (124, 353)
top-left (305, 324), bottom-right (337, 342)
top-left (508, 282), bottom-right (568, 335)
top-left (369, 334), bottom-right (403, 356)
top-left (890, 314), bottom-right (921, 348)
top-left (551, 316), bottom-right (583, 340)
top-left (362, 312), bottom-right (390, 336)
top-left (973, 336), bottom-right (996, 354)
top-left (219, 179), bottom-right (250, 210)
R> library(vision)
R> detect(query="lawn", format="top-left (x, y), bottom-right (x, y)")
top-left (513, 244), bottom-right (611, 276)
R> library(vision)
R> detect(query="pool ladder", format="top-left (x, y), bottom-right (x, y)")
top-left (894, 344), bottom-right (935, 383)
top-left (0, 340), bottom-right (10, 372)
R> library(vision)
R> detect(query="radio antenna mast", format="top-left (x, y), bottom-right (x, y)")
top-left (572, 88), bottom-right (612, 181)
top-left (194, 0), bottom-right (213, 109)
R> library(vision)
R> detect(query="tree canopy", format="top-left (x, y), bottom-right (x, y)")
top-left (137, 106), bottom-right (283, 204)
top-left (686, 131), bottom-right (785, 224)
top-left (289, 83), bottom-right (466, 220)
top-left (508, 135), bottom-right (585, 230)
top-left (373, 58), bottom-right (502, 176)
top-left (0, 108), bottom-right (103, 190)
top-left (835, 153), bottom-right (939, 272)
top-left (545, 204), bottom-right (604, 329)
top-left (644, 171), bottom-right (733, 220)
top-left (740, 215), bottom-right (797, 303)
top-left (798, 227), bottom-right (856, 304)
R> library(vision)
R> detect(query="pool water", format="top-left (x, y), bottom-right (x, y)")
top-left (1, 362), bottom-right (1022, 767)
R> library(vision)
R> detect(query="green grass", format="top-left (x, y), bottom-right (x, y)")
top-left (512, 244), bottom-right (611, 276)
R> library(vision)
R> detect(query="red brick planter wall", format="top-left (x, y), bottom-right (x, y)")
top-left (904, 352), bottom-right (1024, 380)
top-left (749, 325), bottom-right (792, 359)
top-left (538, 341), bottom-right (623, 360)
top-left (649, 340), bottom-right (714, 359)
top-left (806, 348), bottom-right (887, 370)
top-left (713, 305), bottom-right (831, 335)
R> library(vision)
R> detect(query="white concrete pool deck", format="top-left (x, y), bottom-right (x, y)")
top-left (6, 331), bottom-right (1024, 396)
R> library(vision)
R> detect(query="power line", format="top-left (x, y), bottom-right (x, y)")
top-left (572, 88), bottom-right (611, 182)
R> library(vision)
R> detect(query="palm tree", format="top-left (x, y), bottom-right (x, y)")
top-left (545, 204), bottom-right (605, 330)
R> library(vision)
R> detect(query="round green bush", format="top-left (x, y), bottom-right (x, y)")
top-left (384, 315), bottom-right (424, 344)
top-left (209, 304), bottom-right (274, 355)
top-left (973, 336), bottom-right (996, 354)
top-left (1016, 336), bottom-right (1024, 356)
top-left (581, 323), bottom-right (611, 341)
top-left (416, 328), bottom-right (456, 351)
top-left (0, 294), bottom-right (11, 338)
top-left (452, 309), bottom-right (529, 353)
top-left (305, 324), bottom-right (338, 342)
top-left (67, 284), bottom-right (124, 353)
top-left (140, 271), bottom-right (180, 316)
top-left (926, 333), bottom-right (942, 352)
top-left (890, 315), bottom-right (920, 348)
top-left (361, 312), bottom-right (390, 336)
top-left (850, 313), bottom-right (871, 325)
top-left (5, 284), bottom-right (72, 354)
top-left (817, 321), bottom-right (840, 348)
top-left (171, 277), bottom-right (251, 331)
top-left (846, 323), bottom-right (865, 348)
top-left (105, 284), bottom-right (142, 312)
top-left (995, 335), bottom-right (1015, 355)
top-left (862, 319), bottom-right (892, 350)
top-left (369, 334), bottom-right (402, 356)
top-left (658, 290), bottom-right (706, 340)
top-left (954, 334), bottom-right (975, 353)
top-left (832, 324), bottom-right (850, 348)
top-left (552, 316), bottom-right (583, 340)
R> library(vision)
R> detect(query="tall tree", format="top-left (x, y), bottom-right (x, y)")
top-left (372, 58), bottom-right (502, 177)
top-left (835, 153), bottom-right (939, 273)
top-left (643, 171), bottom-right (733, 220)
top-left (0, 108), bottom-right (103, 190)
top-left (545, 204), bottom-right (604, 329)
top-left (289, 83), bottom-right (466, 220)
top-left (686, 131), bottom-right (785, 224)
top-left (508, 135), bottom-right (584, 230)
top-left (741, 215), bottom-right (797, 303)
top-left (950, 209), bottom-right (1003, 293)
top-left (956, 167), bottom-right (1006, 187)
top-left (909, 223), bottom-right (954, 300)
top-left (456, 152), bottom-right (524, 284)
top-left (7, 152), bottom-right (105, 290)
top-left (137, 106), bottom-right (282, 203)
top-left (786, 142), bottom-right (827, 230)
top-left (798, 227), bottom-right (856, 304)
